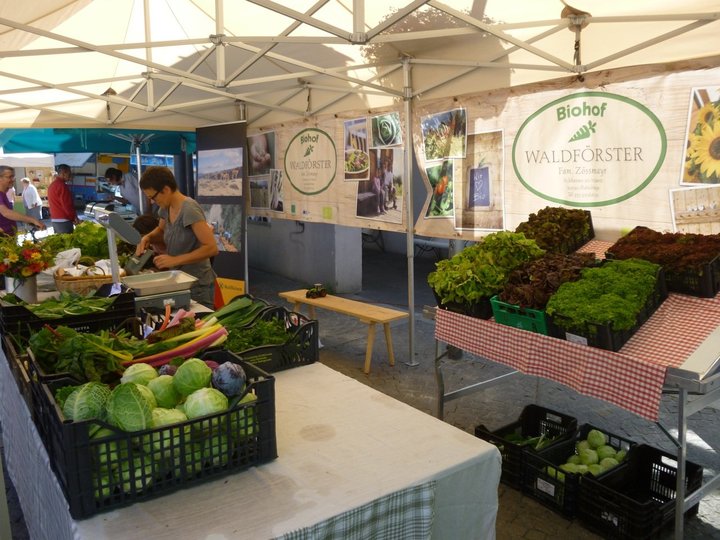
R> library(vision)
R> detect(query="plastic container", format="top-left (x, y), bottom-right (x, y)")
top-left (548, 268), bottom-right (668, 352)
top-left (228, 306), bottom-right (319, 372)
top-left (490, 296), bottom-right (549, 335)
top-left (0, 284), bottom-right (135, 341)
top-left (663, 254), bottom-right (720, 298)
top-left (2, 335), bottom-right (33, 414)
top-left (432, 289), bottom-right (493, 320)
top-left (577, 444), bottom-right (703, 539)
top-left (522, 424), bottom-right (636, 518)
top-left (34, 349), bottom-right (276, 519)
top-left (474, 404), bottom-right (577, 489)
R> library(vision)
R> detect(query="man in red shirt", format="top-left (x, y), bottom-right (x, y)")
top-left (47, 164), bottom-right (79, 234)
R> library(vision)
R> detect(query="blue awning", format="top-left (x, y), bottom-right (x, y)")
top-left (0, 128), bottom-right (196, 155)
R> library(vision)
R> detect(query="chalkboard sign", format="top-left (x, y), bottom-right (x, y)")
top-left (469, 166), bottom-right (490, 208)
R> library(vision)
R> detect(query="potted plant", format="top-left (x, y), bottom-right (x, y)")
top-left (515, 207), bottom-right (594, 254)
top-left (545, 258), bottom-right (666, 351)
top-left (491, 252), bottom-right (598, 334)
top-left (606, 226), bottom-right (720, 297)
top-left (427, 231), bottom-right (544, 318)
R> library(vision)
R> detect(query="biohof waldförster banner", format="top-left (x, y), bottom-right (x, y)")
top-left (284, 127), bottom-right (337, 196)
top-left (512, 92), bottom-right (667, 207)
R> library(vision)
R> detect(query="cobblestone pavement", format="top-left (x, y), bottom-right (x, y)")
top-left (3, 247), bottom-right (719, 538)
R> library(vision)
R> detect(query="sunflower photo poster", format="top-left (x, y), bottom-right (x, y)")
top-left (681, 87), bottom-right (720, 185)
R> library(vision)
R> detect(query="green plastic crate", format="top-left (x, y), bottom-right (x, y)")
top-left (490, 296), bottom-right (549, 335)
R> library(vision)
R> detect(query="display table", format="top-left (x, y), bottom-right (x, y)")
top-left (435, 291), bottom-right (720, 422)
top-left (433, 292), bottom-right (720, 539)
top-left (0, 353), bottom-right (501, 539)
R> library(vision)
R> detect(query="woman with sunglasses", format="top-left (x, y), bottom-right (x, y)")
top-left (0, 166), bottom-right (46, 236)
top-left (135, 166), bottom-right (218, 308)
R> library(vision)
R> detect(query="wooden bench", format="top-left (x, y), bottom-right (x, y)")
top-left (278, 289), bottom-right (409, 374)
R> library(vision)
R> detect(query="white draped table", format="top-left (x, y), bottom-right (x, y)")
top-left (0, 353), bottom-right (501, 539)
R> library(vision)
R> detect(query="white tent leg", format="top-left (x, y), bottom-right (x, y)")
top-left (403, 56), bottom-right (418, 368)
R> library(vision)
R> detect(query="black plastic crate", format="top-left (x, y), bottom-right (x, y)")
top-left (558, 210), bottom-right (595, 255)
top-left (24, 311), bottom-right (145, 387)
top-left (664, 254), bottom-right (720, 298)
top-left (549, 267), bottom-right (668, 352)
top-left (2, 335), bottom-right (33, 415)
top-left (228, 306), bottom-right (319, 372)
top-left (522, 424), bottom-right (636, 518)
top-left (34, 349), bottom-right (276, 519)
top-left (0, 284), bottom-right (135, 341)
top-left (606, 230), bottom-right (720, 298)
top-left (517, 209), bottom-right (594, 255)
top-left (432, 289), bottom-right (493, 319)
top-left (474, 404), bottom-right (577, 489)
top-left (577, 444), bottom-right (703, 539)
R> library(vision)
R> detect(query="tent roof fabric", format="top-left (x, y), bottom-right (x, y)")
top-left (0, 128), bottom-right (196, 154)
top-left (0, 1), bottom-right (717, 133)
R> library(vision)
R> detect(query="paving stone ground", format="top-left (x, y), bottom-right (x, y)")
top-left (3, 246), bottom-right (719, 538)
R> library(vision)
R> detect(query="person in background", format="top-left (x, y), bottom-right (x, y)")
top-left (6, 183), bottom-right (15, 203)
top-left (371, 165), bottom-right (385, 215)
top-left (105, 167), bottom-right (149, 215)
top-left (20, 177), bottom-right (42, 224)
top-left (382, 159), bottom-right (397, 210)
top-left (132, 214), bottom-right (167, 255)
top-left (248, 132), bottom-right (272, 175)
top-left (47, 164), bottom-right (79, 234)
top-left (0, 166), bottom-right (45, 236)
top-left (135, 166), bottom-right (218, 308)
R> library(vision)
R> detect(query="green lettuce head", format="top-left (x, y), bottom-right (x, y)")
top-left (62, 382), bottom-right (111, 422)
top-left (173, 358), bottom-right (212, 397)
top-left (106, 383), bottom-right (154, 432)
top-left (121, 363), bottom-right (159, 386)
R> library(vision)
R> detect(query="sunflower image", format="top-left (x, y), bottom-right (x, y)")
top-left (694, 102), bottom-right (719, 133)
top-left (688, 120), bottom-right (720, 181)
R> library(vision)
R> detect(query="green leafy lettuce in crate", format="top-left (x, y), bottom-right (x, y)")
top-left (515, 207), bottom-right (593, 254)
top-left (428, 231), bottom-right (544, 307)
top-left (546, 258), bottom-right (661, 332)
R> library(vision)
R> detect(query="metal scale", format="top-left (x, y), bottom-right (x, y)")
top-left (98, 212), bottom-right (196, 312)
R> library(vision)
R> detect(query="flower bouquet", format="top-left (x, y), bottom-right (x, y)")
top-left (1, 235), bottom-right (54, 303)
top-left (0, 235), bottom-right (53, 279)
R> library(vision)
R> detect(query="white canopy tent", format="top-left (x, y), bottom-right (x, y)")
top-left (0, 1), bottom-right (717, 373)
top-left (0, 1), bottom-right (716, 131)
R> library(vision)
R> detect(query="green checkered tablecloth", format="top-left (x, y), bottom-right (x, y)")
top-left (278, 481), bottom-right (436, 540)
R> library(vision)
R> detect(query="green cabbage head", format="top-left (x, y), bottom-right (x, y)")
top-left (148, 375), bottom-right (181, 408)
top-left (147, 408), bottom-right (189, 457)
top-left (173, 358), bottom-right (212, 397)
top-left (135, 383), bottom-right (158, 410)
top-left (184, 387), bottom-right (229, 419)
top-left (121, 363), bottom-right (158, 386)
top-left (63, 382), bottom-right (111, 421)
top-left (106, 383), bottom-right (154, 432)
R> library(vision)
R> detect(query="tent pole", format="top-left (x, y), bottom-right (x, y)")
top-left (402, 56), bottom-right (418, 368)
top-left (134, 138), bottom-right (144, 214)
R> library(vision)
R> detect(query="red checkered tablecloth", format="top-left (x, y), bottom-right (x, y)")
top-left (435, 292), bottom-right (720, 421)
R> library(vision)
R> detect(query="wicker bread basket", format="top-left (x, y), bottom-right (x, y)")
top-left (54, 267), bottom-right (126, 295)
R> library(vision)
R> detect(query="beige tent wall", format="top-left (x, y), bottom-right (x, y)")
top-left (247, 56), bottom-right (720, 244)
top-left (247, 114), bottom-right (408, 234)
top-left (412, 56), bottom-right (720, 241)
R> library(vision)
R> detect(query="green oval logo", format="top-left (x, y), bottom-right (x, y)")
top-left (284, 128), bottom-right (337, 195)
top-left (512, 92), bottom-right (666, 207)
